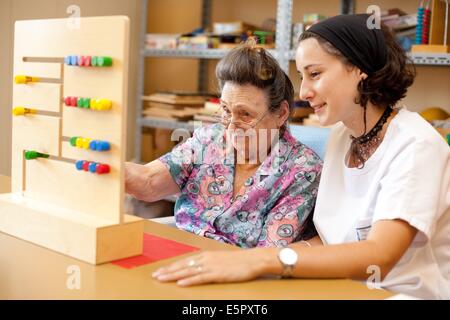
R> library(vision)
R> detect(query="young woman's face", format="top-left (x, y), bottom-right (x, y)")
top-left (295, 38), bottom-right (363, 127)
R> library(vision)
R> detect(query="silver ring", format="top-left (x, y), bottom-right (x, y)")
top-left (188, 259), bottom-right (196, 267)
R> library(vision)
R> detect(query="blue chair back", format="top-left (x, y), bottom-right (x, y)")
top-left (289, 125), bottom-right (331, 160)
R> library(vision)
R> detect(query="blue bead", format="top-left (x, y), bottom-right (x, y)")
top-left (89, 140), bottom-right (98, 151)
top-left (88, 162), bottom-right (98, 173)
top-left (64, 56), bottom-right (71, 65)
top-left (98, 141), bottom-right (111, 151)
top-left (70, 55), bottom-right (78, 66)
top-left (75, 160), bottom-right (84, 170)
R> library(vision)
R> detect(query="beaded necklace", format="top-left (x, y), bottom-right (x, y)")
top-left (349, 106), bottom-right (393, 168)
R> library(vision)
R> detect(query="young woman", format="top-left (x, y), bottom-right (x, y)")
top-left (152, 14), bottom-right (450, 299)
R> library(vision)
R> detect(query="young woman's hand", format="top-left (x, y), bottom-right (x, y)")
top-left (152, 249), bottom-right (277, 286)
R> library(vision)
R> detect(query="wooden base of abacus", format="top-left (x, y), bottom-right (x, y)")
top-left (0, 193), bottom-right (144, 265)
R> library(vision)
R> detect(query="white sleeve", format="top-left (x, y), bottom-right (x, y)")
top-left (372, 139), bottom-right (449, 242)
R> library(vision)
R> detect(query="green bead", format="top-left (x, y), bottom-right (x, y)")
top-left (91, 56), bottom-right (98, 66)
top-left (98, 56), bottom-right (112, 67)
top-left (25, 150), bottom-right (38, 160)
top-left (24, 150), bottom-right (49, 160)
top-left (70, 137), bottom-right (78, 147)
top-left (83, 98), bottom-right (91, 108)
top-left (77, 98), bottom-right (84, 108)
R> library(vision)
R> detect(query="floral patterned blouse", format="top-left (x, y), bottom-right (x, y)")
top-left (159, 124), bottom-right (323, 248)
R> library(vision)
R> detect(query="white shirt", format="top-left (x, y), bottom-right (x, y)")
top-left (314, 108), bottom-right (450, 299)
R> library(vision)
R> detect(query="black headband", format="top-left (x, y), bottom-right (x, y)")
top-left (307, 14), bottom-right (387, 76)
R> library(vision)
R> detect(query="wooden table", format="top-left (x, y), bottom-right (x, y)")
top-left (0, 175), bottom-right (393, 299)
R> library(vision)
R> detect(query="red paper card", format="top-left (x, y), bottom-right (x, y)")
top-left (111, 233), bottom-right (199, 269)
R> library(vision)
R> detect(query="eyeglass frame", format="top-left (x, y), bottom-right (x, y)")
top-left (214, 105), bottom-right (273, 129)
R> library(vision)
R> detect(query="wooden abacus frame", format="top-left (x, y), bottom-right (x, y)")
top-left (412, 0), bottom-right (450, 53)
top-left (0, 16), bottom-right (144, 265)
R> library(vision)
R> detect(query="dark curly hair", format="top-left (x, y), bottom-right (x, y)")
top-left (215, 39), bottom-right (294, 130)
top-left (298, 23), bottom-right (416, 109)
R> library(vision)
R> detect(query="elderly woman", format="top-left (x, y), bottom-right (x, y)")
top-left (152, 14), bottom-right (450, 300)
top-left (126, 42), bottom-right (323, 248)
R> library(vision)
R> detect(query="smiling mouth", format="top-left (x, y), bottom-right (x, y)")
top-left (311, 103), bottom-right (326, 113)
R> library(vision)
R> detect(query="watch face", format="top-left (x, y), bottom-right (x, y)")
top-left (279, 247), bottom-right (298, 265)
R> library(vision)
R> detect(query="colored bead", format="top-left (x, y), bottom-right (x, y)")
top-left (75, 160), bottom-right (84, 170)
top-left (12, 107), bottom-right (36, 116)
top-left (70, 136), bottom-right (78, 147)
top-left (82, 161), bottom-right (90, 171)
top-left (97, 56), bottom-right (113, 67)
top-left (91, 56), bottom-right (98, 66)
top-left (88, 162), bottom-right (98, 173)
top-left (81, 138), bottom-right (91, 149)
top-left (69, 96), bottom-right (77, 107)
top-left (90, 99), bottom-right (98, 110)
top-left (82, 98), bottom-right (91, 108)
top-left (84, 56), bottom-right (91, 66)
top-left (77, 56), bottom-right (84, 66)
top-left (89, 140), bottom-right (98, 150)
top-left (77, 97), bottom-right (84, 108)
top-left (96, 164), bottom-right (110, 174)
top-left (70, 55), bottom-right (78, 66)
top-left (13, 106), bottom-right (26, 116)
top-left (64, 96), bottom-right (72, 106)
top-left (75, 137), bottom-right (83, 148)
top-left (100, 99), bottom-right (112, 110)
top-left (97, 141), bottom-right (111, 151)
top-left (24, 150), bottom-right (49, 160)
top-left (14, 75), bottom-right (39, 84)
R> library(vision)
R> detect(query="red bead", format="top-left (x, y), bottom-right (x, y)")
top-left (70, 96), bottom-right (78, 106)
top-left (64, 96), bottom-right (72, 106)
top-left (82, 161), bottom-right (90, 171)
top-left (96, 164), bottom-right (110, 174)
top-left (84, 56), bottom-right (91, 66)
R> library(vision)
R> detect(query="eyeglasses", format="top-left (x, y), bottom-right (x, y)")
top-left (211, 105), bottom-right (271, 129)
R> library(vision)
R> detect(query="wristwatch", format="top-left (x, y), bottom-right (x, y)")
top-left (277, 247), bottom-right (298, 278)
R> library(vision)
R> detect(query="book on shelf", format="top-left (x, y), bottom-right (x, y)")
top-left (142, 91), bottom-right (211, 106)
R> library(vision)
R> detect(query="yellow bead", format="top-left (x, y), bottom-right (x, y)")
top-left (90, 99), bottom-right (98, 110)
top-left (75, 137), bottom-right (83, 148)
top-left (14, 75), bottom-right (39, 84)
top-left (12, 107), bottom-right (26, 116)
top-left (99, 99), bottom-right (112, 110)
top-left (82, 138), bottom-right (91, 149)
top-left (14, 75), bottom-right (27, 84)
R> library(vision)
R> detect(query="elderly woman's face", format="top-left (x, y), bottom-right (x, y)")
top-left (296, 38), bottom-right (362, 127)
top-left (220, 82), bottom-right (281, 160)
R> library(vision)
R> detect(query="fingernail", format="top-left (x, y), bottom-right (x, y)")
top-left (155, 275), bottom-right (165, 281)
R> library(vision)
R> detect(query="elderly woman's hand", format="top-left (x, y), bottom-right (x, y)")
top-left (125, 160), bottom-right (180, 202)
top-left (152, 248), bottom-right (277, 286)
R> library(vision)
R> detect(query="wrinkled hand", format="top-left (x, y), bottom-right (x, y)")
top-left (152, 249), bottom-right (270, 287)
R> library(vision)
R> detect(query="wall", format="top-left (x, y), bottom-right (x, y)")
top-left (0, 0), bottom-right (142, 176)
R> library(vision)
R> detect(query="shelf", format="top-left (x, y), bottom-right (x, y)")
top-left (408, 52), bottom-right (450, 66)
top-left (287, 50), bottom-right (450, 66)
top-left (140, 116), bottom-right (196, 132)
top-left (144, 48), bottom-right (278, 59)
